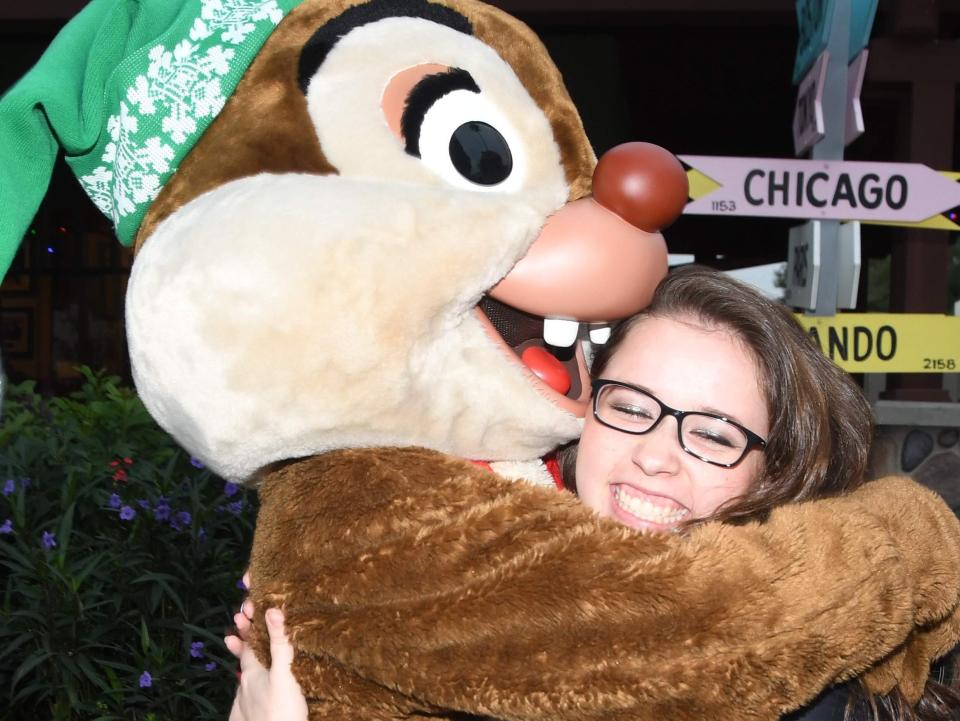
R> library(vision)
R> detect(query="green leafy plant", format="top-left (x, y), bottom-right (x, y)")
top-left (0, 368), bottom-right (256, 720)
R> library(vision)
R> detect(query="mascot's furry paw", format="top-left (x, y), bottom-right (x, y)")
top-left (248, 449), bottom-right (960, 721)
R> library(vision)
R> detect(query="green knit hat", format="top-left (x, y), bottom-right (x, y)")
top-left (0, 0), bottom-right (305, 282)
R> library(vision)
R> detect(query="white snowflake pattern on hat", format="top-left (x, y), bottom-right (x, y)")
top-left (79, 0), bottom-right (284, 233)
top-left (192, 0), bottom-right (284, 43)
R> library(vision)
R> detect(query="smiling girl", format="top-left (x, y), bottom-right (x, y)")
top-left (573, 264), bottom-right (869, 532)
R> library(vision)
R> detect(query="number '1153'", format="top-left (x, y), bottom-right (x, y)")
top-left (711, 200), bottom-right (737, 212)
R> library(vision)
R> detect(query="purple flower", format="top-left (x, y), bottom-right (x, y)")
top-left (190, 457), bottom-right (205, 469)
top-left (170, 510), bottom-right (191, 532)
top-left (204, 661), bottom-right (216, 672)
top-left (2, 479), bottom-right (15, 496)
top-left (197, 527), bottom-right (208, 543)
top-left (119, 506), bottom-right (136, 521)
top-left (190, 641), bottom-right (205, 658)
top-left (137, 498), bottom-right (151, 510)
top-left (153, 500), bottom-right (171, 522)
top-left (19, 478), bottom-right (30, 489)
top-left (0, 519), bottom-right (12, 534)
top-left (236, 577), bottom-right (248, 591)
top-left (226, 500), bottom-right (244, 515)
top-left (42, 531), bottom-right (56, 549)
top-left (223, 481), bottom-right (239, 498)
top-left (139, 671), bottom-right (152, 688)
top-left (108, 493), bottom-right (122, 509)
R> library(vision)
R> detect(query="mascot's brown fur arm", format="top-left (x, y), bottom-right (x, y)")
top-left (248, 447), bottom-right (960, 721)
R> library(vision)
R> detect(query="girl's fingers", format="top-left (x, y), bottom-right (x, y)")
top-left (234, 611), bottom-right (252, 638)
top-left (224, 634), bottom-right (244, 659)
top-left (265, 608), bottom-right (296, 669)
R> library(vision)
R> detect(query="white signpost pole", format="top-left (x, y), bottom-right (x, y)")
top-left (809, 0), bottom-right (850, 317)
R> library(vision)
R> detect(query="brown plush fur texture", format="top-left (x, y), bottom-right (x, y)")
top-left (249, 447), bottom-right (960, 721)
top-left (135, 0), bottom-right (595, 251)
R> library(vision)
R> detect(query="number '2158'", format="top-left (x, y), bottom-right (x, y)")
top-left (710, 200), bottom-right (737, 212)
top-left (923, 358), bottom-right (957, 370)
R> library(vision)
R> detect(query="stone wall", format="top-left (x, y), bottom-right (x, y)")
top-left (871, 424), bottom-right (960, 513)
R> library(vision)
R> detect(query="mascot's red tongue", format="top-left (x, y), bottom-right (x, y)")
top-left (521, 346), bottom-right (571, 394)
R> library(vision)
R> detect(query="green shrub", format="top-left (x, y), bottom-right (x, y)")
top-left (0, 368), bottom-right (256, 720)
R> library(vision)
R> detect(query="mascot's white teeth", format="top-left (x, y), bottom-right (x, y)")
top-left (589, 325), bottom-right (611, 344)
top-left (543, 318), bottom-right (579, 347)
top-left (543, 319), bottom-right (612, 348)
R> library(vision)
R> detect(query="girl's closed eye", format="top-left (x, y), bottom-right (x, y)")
top-left (611, 403), bottom-right (654, 420)
top-left (686, 425), bottom-right (738, 449)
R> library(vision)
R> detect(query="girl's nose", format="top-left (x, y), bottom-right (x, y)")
top-left (630, 417), bottom-right (682, 476)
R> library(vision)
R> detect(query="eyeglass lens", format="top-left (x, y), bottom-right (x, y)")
top-left (595, 383), bottom-right (750, 465)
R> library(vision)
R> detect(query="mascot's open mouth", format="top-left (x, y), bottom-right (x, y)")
top-left (476, 296), bottom-right (596, 414)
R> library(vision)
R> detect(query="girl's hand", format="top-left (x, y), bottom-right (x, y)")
top-left (226, 581), bottom-right (308, 721)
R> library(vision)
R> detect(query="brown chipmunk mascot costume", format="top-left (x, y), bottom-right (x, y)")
top-left (3, 1), bottom-right (960, 719)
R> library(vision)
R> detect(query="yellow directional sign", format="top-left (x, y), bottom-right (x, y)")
top-left (795, 313), bottom-right (960, 372)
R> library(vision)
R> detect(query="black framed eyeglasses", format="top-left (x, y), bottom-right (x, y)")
top-left (591, 379), bottom-right (767, 468)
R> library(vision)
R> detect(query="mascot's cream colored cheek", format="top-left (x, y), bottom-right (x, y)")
top-left (127, 174), bottom-right (580, 481)
top-left (305, 16), bottom-right (567, 208)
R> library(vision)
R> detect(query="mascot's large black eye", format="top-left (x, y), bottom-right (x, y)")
top-left (448, 121), bottom-right (513, 186)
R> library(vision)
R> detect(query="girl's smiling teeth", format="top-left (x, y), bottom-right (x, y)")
top-left (613, 485), bottom-right (689, 525)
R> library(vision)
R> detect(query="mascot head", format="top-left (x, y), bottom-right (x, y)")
top-left (0, 0), bottom-right (688, 481)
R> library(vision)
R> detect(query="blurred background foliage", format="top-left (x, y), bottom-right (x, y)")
top-left (0, 368), bottom-right (255, 720)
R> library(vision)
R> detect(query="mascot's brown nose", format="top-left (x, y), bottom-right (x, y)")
top-left (592, 142), bottom-right (689, 233)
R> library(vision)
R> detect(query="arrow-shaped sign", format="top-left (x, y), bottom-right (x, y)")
top-left (792, 51), bottom-right (829, 155)
top-left (845, 49), bottom-right (868, 146)
top-left (795, 313), bottom-right (960, 373)
top-left (681, 155), bottom-right (960, 224)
